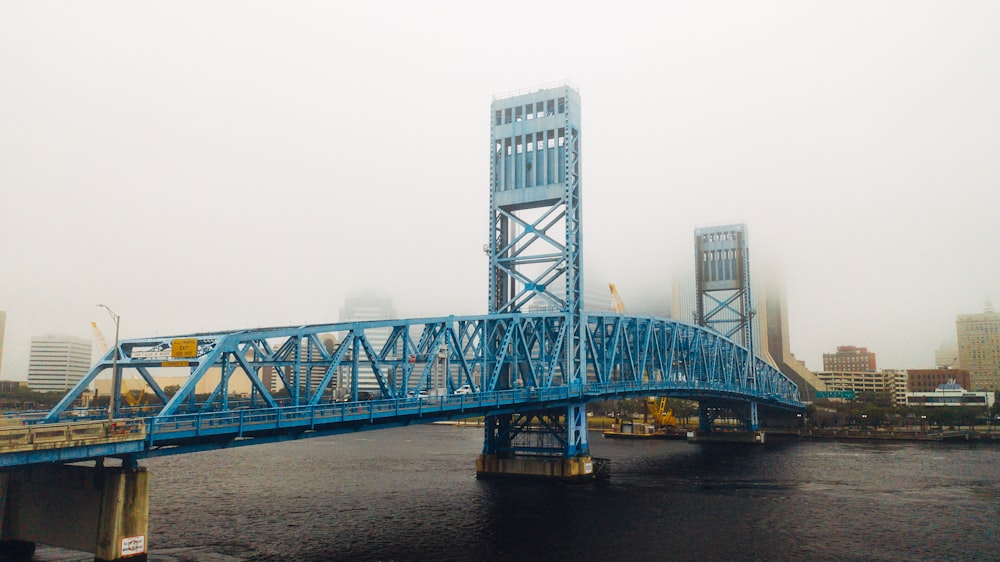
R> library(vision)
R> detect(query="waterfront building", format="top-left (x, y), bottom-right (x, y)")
top-left (815, 370), bottom-right (895, 401)
top-left (823, 345), bottom-right (877, 372)
top-left (905, 381), bottom-right (995, 409)
top-left (885, 369), bottom-right (908, 406)
top-left (27, 334), bottom-right (92, 393)
top-left (956, 301), bottom-right (1000, 391)
top-left (907, 368), bottom-right (971, 393)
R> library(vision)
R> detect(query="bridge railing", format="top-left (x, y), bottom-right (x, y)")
top-left (0, 419), bottom-right (146, 453)
top-left (143, 387), bottom-right (593, 444)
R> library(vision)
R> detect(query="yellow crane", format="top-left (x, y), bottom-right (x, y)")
top-left (91, 321), bottom-right (145, 408)
top-left (609, 284), bottom-right (679, 430)
top-left (609, 283), bottom-right (627, 314)
top-left (645, 397), bottom-right (678, 428)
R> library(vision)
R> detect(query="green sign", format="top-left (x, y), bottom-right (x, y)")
top-left (816, 390), bottom-right (856, 400)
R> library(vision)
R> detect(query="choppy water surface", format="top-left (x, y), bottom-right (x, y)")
top-left (139, 425), bottom-right (998, 561)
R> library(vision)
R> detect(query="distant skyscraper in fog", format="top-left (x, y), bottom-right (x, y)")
top-left (956, 300), bottom-right (1000, 391)
top-left (934, 344), bottom-right (959, 369)
top-left (758, 273), bottom-right (827, 401)
top-left (27, 334), bottom-right (92, 392)
top-left (339, 293), bottom-right (396, 394)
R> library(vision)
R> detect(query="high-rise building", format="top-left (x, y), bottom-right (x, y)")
top-left (758, 274), bottom-right (827, 401)
top-left (339, 293), bottom-right (396, 395)
top-left (27, 334), bottom-right (92, 393)
top-left (823, 346), bottom-right (877, 372)
top-left (956, 300), bottom-right (1000, 391)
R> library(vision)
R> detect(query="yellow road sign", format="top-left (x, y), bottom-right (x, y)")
top-left (171, 338), bottom-right (198, 358)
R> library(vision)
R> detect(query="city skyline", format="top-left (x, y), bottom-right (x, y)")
top-left (2, 2), bottom-right (999, 380)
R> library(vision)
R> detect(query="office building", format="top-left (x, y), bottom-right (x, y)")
top-left (956, 301), bottom-right (1000, 391)
top-left (886, 369), bottom-right (908, 406)
top-left (339, 293), bottom-right (396, 395)
top-left (27, 334), bottom-right (92, 393)
top-left (758, 273), bottom-right (827, 401)
top-left (823, 346), bottom-right (877, 372)
top-left (907, 369), bottom-right (971, 393)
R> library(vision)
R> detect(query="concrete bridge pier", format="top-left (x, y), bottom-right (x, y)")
top-left (0, 463), bottom-right (149, 561)
top-left (476, 402), bottom-right (596, 481)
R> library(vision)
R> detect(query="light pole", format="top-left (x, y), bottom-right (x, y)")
top-left (97, 304), bottom-right (120, 421)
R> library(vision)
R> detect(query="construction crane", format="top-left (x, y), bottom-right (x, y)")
top-left (644, 397), bottom-right (678, 429)
top-left (608, 285), bottom-right (679, 431)
top-left (91, 321), bottom-right (144, 408)
top-left (609, 283), bottom-right (627, 314)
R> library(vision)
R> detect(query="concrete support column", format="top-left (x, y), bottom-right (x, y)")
top-left (0, 465), bottom-right (148, 561)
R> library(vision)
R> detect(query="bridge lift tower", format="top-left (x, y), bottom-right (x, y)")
top-left (693, 223), bottom-right (762, 434)
top-left (478, 82), bottom-right (592, 479)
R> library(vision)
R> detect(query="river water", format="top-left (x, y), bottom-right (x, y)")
top-left (47, 424), bottom-right (1000, 561)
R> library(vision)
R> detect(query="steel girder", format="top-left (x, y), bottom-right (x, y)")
top-left (42, 312), bottom-right (800, 424)
top-left (3, 313), bottom-right (806, 467)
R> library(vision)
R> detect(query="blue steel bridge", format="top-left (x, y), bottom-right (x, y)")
top-left (1, 82), bottom-right (805, 479)
top-left (3, 311), bottom-right (801, 470)
top-left (0, 81), bottom-right (805, 561)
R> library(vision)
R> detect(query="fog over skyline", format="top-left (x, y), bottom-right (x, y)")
top-left (2, 2), bottom-right (998, 380)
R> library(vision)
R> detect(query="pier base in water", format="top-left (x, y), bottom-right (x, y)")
top-left (0, 465), bottom-right (148, 561)
top-left (476, 454), bottom-right (597, 482)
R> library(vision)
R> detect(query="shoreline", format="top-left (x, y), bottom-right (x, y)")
top-left (767, 428), bottom-right (1000, 444)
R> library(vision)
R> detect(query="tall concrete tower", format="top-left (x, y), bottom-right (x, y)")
top-left (694, 224), bottom-right (753, 350)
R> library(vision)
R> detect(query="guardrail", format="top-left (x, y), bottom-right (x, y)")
top-left (0, 419), bottom-right (146, 453)
top-left (146, 387), bottom-right (587, 444)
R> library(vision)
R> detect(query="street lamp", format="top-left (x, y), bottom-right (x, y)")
top-left (97, 304), bottom-right (120, 421)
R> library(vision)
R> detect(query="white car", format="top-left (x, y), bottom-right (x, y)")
top-left (454, 384), bottom-right (474, 395)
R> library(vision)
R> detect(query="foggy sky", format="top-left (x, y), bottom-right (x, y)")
top-left (2, 1), bottom-right (998, 379)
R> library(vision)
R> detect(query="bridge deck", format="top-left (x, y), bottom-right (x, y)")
top-left (1, 378), bottom-right (801, 469)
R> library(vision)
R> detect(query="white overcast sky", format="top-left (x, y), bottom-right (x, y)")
top-left (1, 1), bottom-right (998, 379)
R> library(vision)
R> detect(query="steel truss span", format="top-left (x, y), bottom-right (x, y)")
top-left (11, 313), bottom-right (801, 468)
